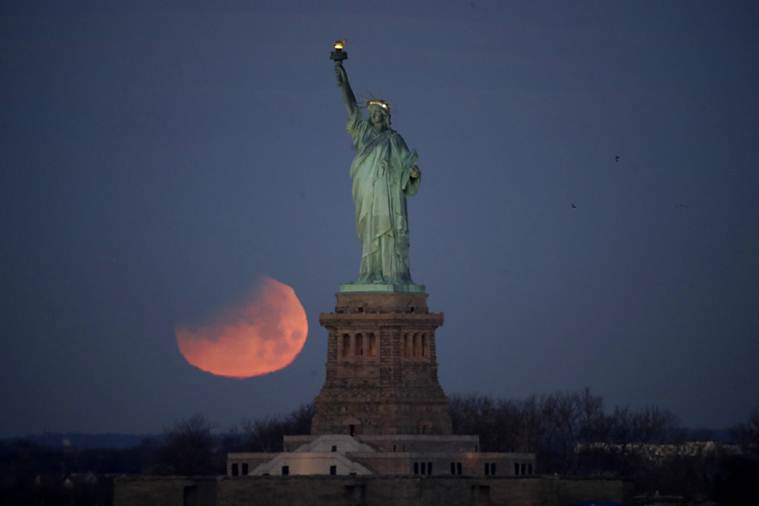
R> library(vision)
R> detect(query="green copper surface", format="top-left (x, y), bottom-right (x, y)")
top-left (335, 61), bottom-right (423, 290)
top-left (338, 282), bottom-right (426, 294)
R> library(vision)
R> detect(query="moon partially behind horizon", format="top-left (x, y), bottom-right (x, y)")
top-left (175, 276), bottom-right (308, 379)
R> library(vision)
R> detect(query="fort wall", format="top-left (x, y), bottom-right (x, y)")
top-left (114, 475), bottom-right (630, 506)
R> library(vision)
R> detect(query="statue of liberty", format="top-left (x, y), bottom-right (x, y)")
top-left (334, 59), bottom-right (424, 292)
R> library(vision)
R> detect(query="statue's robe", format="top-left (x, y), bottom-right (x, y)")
top-left (347, 110), bottom-right (420, 283)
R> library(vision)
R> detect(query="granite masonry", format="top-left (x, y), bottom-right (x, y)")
top-left (225, 291), bottom-right (536, 479)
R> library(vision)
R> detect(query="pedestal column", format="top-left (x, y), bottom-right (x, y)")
top-left (312, 292), bottom-right (452, 435)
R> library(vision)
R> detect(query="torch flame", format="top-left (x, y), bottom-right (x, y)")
top-left (334, 40), bottom-right (345, 50)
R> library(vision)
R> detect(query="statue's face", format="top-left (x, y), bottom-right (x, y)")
top-left (369, 107), bottom-right (389, 130)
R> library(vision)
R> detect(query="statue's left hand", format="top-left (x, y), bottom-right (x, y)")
top-left (410, 166), bottom-right (421, 179)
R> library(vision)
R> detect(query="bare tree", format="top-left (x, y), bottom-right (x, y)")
top-left (733, 408), bottom-right (759, 457)
top-left (236, 403), bottom-right (314, 452)
top-left (449, 389), bottom-right (679, 475)
top-left (157, 414), bottom-right (215, 475)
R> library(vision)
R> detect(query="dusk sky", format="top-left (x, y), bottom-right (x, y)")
top-left (2, 1), bottom-right (758, 437)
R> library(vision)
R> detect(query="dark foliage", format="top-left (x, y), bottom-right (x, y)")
top-left (2, 399), bottom-right (757, 505)
top-left (732, 408), bottom-right (759, 457)
top-left (0, 404), bottom-right (315, 504)
top-left (154, 414), bottom-right (216, 475)
top-left (450, 388), bottom-right (679, 474)
top-left (234, 403), bottom-right (314, 452)
top-left (449, 390), bottom-right (759, 503)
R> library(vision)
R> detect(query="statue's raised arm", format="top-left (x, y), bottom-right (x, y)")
top-left (335, 63), bottom-right (358, 116)
top-left (331, 42), bottom-right (423, 293)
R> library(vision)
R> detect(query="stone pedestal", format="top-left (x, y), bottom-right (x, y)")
top-left (312, 292), bottom-right (452, 435)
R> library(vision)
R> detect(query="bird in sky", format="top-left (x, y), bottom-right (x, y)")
top-left (615, 155), bottom-right (621, 162)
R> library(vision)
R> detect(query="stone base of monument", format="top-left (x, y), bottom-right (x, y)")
top-left (224, 291), bottom-right (537, 479)
top-left (226, 433), bottom-right (537, 478)
top-left (312, 291), bottom-right (451, 435)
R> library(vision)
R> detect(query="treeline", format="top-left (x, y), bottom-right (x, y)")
top-left (450, 389), bottom-right (758, 503)
top-left (1, 391), bottom-right (758, 504)
top-left (142, 404), bottom-right (314, 475)
top-left (0, 405), bottom-right (315, 505)
top-left (450, 388), bottom-right (681, 472)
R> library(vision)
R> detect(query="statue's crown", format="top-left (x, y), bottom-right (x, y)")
top-left (367, 99), bottom-right (390, 112)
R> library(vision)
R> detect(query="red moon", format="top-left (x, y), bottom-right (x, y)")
top-left (175, 276), bottom-right (308, 379)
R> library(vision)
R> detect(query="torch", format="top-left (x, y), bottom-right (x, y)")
top-left (330, 39), bottom-right (348, 63)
